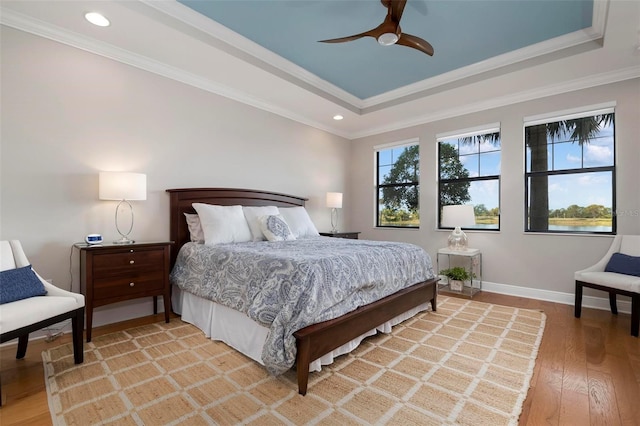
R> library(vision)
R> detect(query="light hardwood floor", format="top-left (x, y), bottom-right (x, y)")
top-left (1, 293), bottom-right (638, 425)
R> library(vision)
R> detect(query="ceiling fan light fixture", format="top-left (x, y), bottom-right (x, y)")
top-left (377, 32), bottom-right (399, 46)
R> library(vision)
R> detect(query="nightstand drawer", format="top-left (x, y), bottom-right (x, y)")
top-left (92, 248), bottom-right (164, 276)
top-left (93, 272), bottom-right (165, 300)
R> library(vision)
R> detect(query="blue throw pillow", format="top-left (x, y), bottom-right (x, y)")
top-left (0, 265), bottom-right (47, 304)
top-left (604, 253), bottom-right (640, 277)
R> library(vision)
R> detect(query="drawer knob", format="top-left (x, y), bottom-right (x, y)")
top-left (130, 249), bottom-right (134, 253)
top-left (129, 260), bottom-right (135, 264)
top-left (129, 282), bottom-right (135, 287)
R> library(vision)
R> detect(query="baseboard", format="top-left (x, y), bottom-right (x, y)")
top-left (481, 281), bottom-right (632, 314)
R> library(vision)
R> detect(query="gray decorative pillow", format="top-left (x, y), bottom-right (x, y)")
top-left (260, 215), bottom-right (296, 242)
top-left (184, 213), bottom-right (204, 243)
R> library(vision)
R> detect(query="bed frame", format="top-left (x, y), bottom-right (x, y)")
top-left (166, 187), bottom-right (438, 395)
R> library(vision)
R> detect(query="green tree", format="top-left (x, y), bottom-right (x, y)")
top-left (440, 132), bottom-right (500, 208)
top-left (525, 114), bottom-right (614, 230)
top-left (584, 204), bottom-right (607, 219)
top-left (474, 204), bottom-right (488, 216)
top-left (382, 145), bottom-right (419, 213)
top-left (439, 143), bottom-right (471, 206)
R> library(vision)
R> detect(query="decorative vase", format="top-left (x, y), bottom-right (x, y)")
top-left (450, 280), bottom-right (464, 292)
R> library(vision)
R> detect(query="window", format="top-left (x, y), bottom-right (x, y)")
top-left (525, 107), bottom-right (615, 233)
top-left (438, 125), bottom-right (501, 230)
top-left (376, 141), bottom-right (419, 228)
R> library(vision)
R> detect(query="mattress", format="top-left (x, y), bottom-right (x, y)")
top-left (170, 237), bottom-right (435, 374)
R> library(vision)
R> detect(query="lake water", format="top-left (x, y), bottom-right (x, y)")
top-left (548, 225), bottom-right (612, 232)
top-left (468, 224), bottom-right (612, 232)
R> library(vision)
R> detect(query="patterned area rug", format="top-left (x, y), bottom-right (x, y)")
top-left (43, 297), bottom-right (545, 425)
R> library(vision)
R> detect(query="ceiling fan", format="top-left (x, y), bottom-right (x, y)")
top-left (319, 0), bottom-right (434, 56)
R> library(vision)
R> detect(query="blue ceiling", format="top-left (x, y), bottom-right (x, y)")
top-left (178, 0), bottom-right (593, 100)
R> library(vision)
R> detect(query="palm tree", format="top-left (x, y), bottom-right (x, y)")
top-left (525, 113), bottom-right (614, 230)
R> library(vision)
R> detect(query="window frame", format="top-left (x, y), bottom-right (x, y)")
top-left (523, 106), bottom-right (616, 235)
top-left (437, 124), bottom-right (502, 232)
top-left (375, 139), bottom-right (420, 229)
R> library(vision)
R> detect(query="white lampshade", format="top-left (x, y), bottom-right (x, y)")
top-left (99, 172), bottom-right (147, 201)
top-left (441, 205), bottom-right (475, 228)
top-left (326, 192), bottom-right (343, 209)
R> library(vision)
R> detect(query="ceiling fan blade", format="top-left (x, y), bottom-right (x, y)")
top-left (319, 26), bottom-right (382, 44)
top-left (389, 0), bottom-right (407, 23)
top-left (397, 33), bottom-right (434, 56)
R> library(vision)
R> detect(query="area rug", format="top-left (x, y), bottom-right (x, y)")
top-left (43, 296), bottom-right (545, 425)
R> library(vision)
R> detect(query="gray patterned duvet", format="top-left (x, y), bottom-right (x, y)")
top-left (170, 237), bottom-right (435, 375)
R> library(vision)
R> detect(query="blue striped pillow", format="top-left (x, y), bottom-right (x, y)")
top-left (0, 265), bottom-right (47, 304)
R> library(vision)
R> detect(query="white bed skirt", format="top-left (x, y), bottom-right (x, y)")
top-left (172, 286), bottom-right (430, 373)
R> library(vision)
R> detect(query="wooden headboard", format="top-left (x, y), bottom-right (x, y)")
top-left (166, 188), bottom-right (307, 267)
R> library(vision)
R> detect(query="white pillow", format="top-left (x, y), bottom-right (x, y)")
top-left (184, 213), bottom-right (204, 243)
top-left (259, 214), bottom-right (296, 242)
top-left (243, 206), bottom-right (280, 241)
top-left (278, 207), bottom-right (319, 239)
top-left (192, 203), bottom-right (252, 245)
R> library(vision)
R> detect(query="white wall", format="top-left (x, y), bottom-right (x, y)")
top-left (0, 27), bottom-right (350, 326)
top-left (348, 79), bottom-right (640, 306)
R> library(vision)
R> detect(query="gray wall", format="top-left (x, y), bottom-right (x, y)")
top-left (0, 27), bottom-right (350, 326)
top-left (348, 79), bottom-right (640, 307)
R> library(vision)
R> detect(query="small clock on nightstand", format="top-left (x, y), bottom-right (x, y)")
top-left (319, 232), bottom-right (360, 240)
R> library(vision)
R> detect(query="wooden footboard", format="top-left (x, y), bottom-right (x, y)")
top-left (293, 278), bottom-right (438, 395)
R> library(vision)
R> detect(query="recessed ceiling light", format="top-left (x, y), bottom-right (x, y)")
top-left (333, 115), bottom-right (344, 121)
top-left (85, 12), bottom-right (110, 27)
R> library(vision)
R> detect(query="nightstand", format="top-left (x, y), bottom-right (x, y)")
top-left (76, 241), bottom-right (173, 342)
top-left (319, 232), bottom-right (361, 239)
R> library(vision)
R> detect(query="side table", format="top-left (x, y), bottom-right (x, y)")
top-left (319, 232), bottom-right (361, 239)
top-left (436, 247), bottom-right (482, 298)
top-left (76, 241), bottom-right (172, 341)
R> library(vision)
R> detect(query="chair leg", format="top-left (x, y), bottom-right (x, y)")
top-left (631, 294), bottom-right (639, 337)
top-left (72, 308), bottom-right (85, 364)
top-left (16, 334), bottom-right (28, 359)
top-left (609, 292), bottom-right (618, 315)
top-left (574, 281), bottom-right (583, 318)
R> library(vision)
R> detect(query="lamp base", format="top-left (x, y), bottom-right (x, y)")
top-left (113, 236), bottom-right (135, 245)
top-left (447, 227), bottom-right (468, 251)
top-left (330, 208), bottom-right (339, 233)
top-left (114, 199), bottom-right (136, 245)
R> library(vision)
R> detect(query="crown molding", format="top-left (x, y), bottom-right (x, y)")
top-left (0, 7), bottom-right (351, 140)
top-left (350, 65), bottom-right (640, 139)
top-left (361, 26), bottom-right (605, 109)
top-left (141, 0), bottom-right (363, 108)
top-left (1, 1), bottom-right (634, 141)
top-left (145, 0), bottom-right (609, 110)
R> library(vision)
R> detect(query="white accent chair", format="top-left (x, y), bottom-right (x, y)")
top-left (0, 240), bottom-right (85, 405)
top-left (574, 235), bottom-right (640, 337)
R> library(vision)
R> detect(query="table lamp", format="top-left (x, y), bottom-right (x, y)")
top-left (326, 192), bottom-right (343, 233)
top-left (99, 172), bottom-right (146, 244)
top-left (441, 205), bottom-right (475, 251)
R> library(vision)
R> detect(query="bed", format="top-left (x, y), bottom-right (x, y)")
top-left (167, 187), bottom-right (438, 395)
